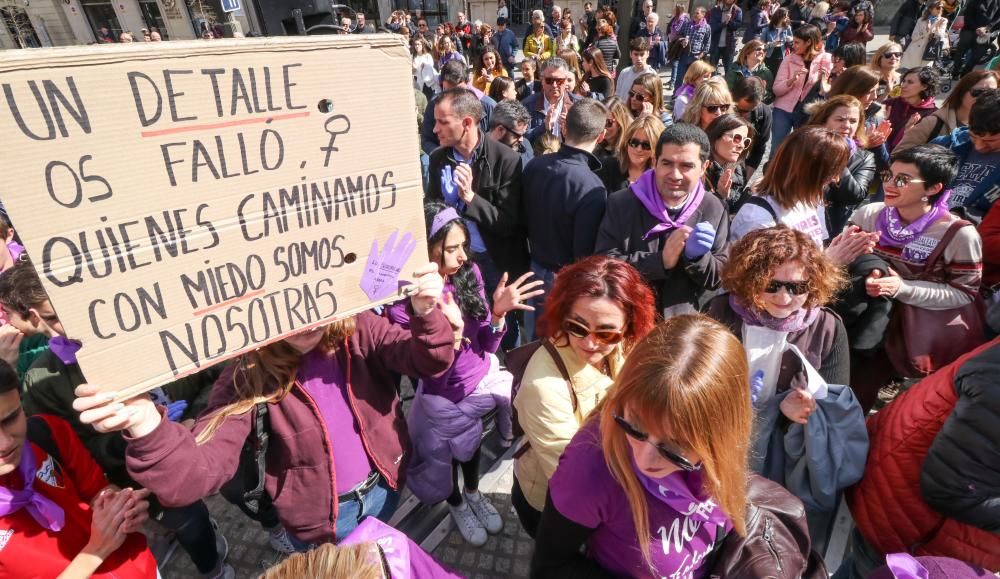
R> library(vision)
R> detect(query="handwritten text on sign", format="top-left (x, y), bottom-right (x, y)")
top-left (0, 37), bottom-right (426, 398)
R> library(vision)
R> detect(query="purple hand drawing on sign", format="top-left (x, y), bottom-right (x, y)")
top-left (360, 230), bottom-right (418, 301)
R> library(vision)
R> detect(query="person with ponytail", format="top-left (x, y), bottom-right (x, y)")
top-left (71, 259), bottom-right (456, 550)
top-left (530, 315), bottom-right (753, 577)
top-left (388, 202), bottom-right (542, 547)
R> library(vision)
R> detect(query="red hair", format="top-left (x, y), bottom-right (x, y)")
top-left (538, 256), bottom-right (657, 352)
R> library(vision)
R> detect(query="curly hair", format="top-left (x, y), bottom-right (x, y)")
top-left (538, 255), bottom-right (657, 353)
top-left (722, 225), bottom-right (847, 311)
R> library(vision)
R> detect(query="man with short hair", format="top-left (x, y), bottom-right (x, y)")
top-left (580, 1), bottom-right (596, 46)
top-left (420, 61), bottom-right (496, 154)
top-left (522, 58), bottom-right (582, 144)
top-left (709, 0), bottom-right (743, 75)
top-left (415, 18), bottom-right (434, 42)
top-left (547, 5), bottom-right (563, 37)
top-left (488, 100), bottom-right (534, 165)
top-left (614, 37), bottom-right (655, 101)
top-left (933, 88), bottom-right (1000, 220)
top-left (732, 75), bottom-right (771, 175)
top-left (455, 11), bottom-right (473, 55)
top-left (354, 12), bottom-right (376, 33)
top-left (426, 89), bottom-right (529, 344)
top-left (596, 124), bottom-right (730, 316)
top-left (494, 17), bottom-right (518, 75)
top-left (523, 99), bottom-right (610, 338)
top-left (629, 0), bottom-right (655, 39)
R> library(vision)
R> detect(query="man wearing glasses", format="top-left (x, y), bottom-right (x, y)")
top-left (522, 58), bottom-right (581, 145)
top-left (522, 99), bottom-right (609, 340)
top-left (932, 89), bottom-right (1000, 220)
top-left (732, 76), bottom-right (771, 176)
top-left (596, 124), bottom-right (730, 317)
top-left (487, 100), bottom-right (534, 165)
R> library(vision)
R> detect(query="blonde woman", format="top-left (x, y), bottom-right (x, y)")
top-left (870, 41), bottom-right (903, 102)
top-left (531, 315), bottom-right (753, 577)
top-left (624, 72), bottom-right (673, 125)
top-left (595, 96), bottom-right (634, 160)
top-left (598, 114), bottom-right (666, 192)
top-left (679, 77), bottom-right (734, 130)
top-left (72, 267), bottom-right (455, 549)
top-left (672, 59), bottom-right (714, 119)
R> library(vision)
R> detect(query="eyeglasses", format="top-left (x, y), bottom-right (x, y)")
top-left (970, 88), bottom-right (992, 98)
top-left (627, 138), bottom-right (652, 151)
top-left (883, 52), bottom-right (902, 59)
top-left (764, 279), bottom-right (810, 295)
top-left (613, 414), bottom-right (700, 472)
top-left (722, 132), bottom-right (752, 148)
top-left (562, 319), bottom-right (625, 345)
top-left (753, 47), bottom-right (765, 53)
top-left (880, 170), bottom-right (927, 188)
top-left (704, 103), bottom-right (732, 114)
top-left (543, 76), bottom-right (569, 86)
top-left (628, 90), bottom-right (649, 102)
top-left (501, 124), bottom-right (526, 139)
top-left (606, 118), bottom-right (616, 128)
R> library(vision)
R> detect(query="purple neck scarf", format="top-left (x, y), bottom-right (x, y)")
top-left (49, 336), bottom-right (82, 366)
top-left (729, 294), bottom-right (819, 333)
top-left (0, 441), bottom-right (65, 532)
top-left (885, 553), bottom-right (930, 579)
top-left (875, 190), bottom-right (952, 249)
top-left (632, 170), bottom-right (705, 240)
top-left (631, 456), bottom-right (730, 528)
top-left (7, 242), bottom-right (23, 263)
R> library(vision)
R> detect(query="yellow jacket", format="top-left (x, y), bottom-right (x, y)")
top-left (513, 341), bottom-right (624, 511)
top-left (524, 34), bottom-right (555, 61)
top-left (472, 68), bottom-right (510, 94)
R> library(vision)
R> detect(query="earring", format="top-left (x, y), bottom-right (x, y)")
top-left (921, 196), bottom-right (929, 202)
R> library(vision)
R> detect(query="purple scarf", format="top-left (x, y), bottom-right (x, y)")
top-left (631, 456), bottom-right (730, 528)
top-left (632, 170), bottom-right (705, 240)
top-left (885, 553), bottom-right (930, 579)
top-left (729, 294), bottom-right (819, 333)
top-left (49, 336), bottom-right (82, 366)
top-left (0, 441), bottom-right (65, 532)
top-left (7, 242), bottom-right (23, 262)
top-left (875, 190), bottom-right (952, 251)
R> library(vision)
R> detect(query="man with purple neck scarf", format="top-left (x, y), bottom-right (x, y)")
top-left (596, 123), bottom-right (730, 317)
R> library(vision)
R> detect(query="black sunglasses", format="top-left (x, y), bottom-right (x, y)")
top-left (563, 319), bottom-right (625, 345)
top-left (883, 52), bottom-right (902, 59)
top-left (613, 414), bottom-right (700, 471)
top-left (970, 88), bottom-right (992, 98)
top-left (764, 279), bottom-right (810, 295)
top-left (704, 103), bottom-right (732, 114)
top-left (502, 124), bottom-right (526, 139)
top-left (628, 138), bottom-right (652, 151)
top-left (628, 90), bottom-right (648, 103)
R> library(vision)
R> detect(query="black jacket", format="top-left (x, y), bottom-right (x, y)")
top-left (825, 146), bottom-right (876, 236)
top-left (523, 145), bottom-right (608, 270)
top-left (889, 0), bottom-right (923, 38)
top-left (707, 160), bottom-right (749, 214)
top-left (920, 343), bottom-right (1000, 533)
top-left (961, 0), bottom-right (1000, 29)
top-left (595, 186), bottom-right (730, 313)
top-left (746, 103), bottom-right (772, 173)
top-left (426, 135), bottom-right (529, 277)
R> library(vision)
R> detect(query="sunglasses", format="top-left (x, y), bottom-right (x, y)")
top-left (722, 132), bottom-right (752, 147)
top-left (606, 118), bottom-right (616, 128)
top-left (970, 88), bottom-right (992, 98)
top-left (502, 124), bottom-right (526, 139)
top-left (764, 279), bottom-right (810, 295)
top-left (562, 319), bottom-right (625, 345)
top-left (627, 138), bottom-right (652, 151)
top-left (704, 103), bottom-right (732, 114)
top-left (883, 52), bottom-right (902, 59)
top-left (543, 77), bottom-right (569, 85)
top-left (628, 90), bottom-right (649, 102)
top-left (613, 414), bottom-right (700, 472)
top-left (880, 170), bottom-right (927, 188)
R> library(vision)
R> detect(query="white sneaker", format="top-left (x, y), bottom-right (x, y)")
top-left (267, 525), bottom-right (297, 554)
top-left (449, 501), bottom-right (487, 546)
top-left (465, 491), bottom-right (503, 535)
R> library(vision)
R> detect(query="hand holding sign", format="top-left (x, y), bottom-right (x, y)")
top-left (360, 230), bottom-right (418, 302)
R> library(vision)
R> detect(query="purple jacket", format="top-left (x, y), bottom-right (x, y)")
top-left (125, 309), bottom-right (454, 544)
top-left (341, 517), bottom-right (464, 578)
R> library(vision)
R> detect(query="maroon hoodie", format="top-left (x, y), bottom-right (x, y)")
top-left (885, 95), bottom-right (938, 151)
top-left (124, 309), bottom-right (454, 544)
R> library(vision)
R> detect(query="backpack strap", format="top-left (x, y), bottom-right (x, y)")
top-left (920, 219), bottom-right (972, 278)
top-left (243, 401), bottom-right (269, 514)
top-left (930, 116), bottom-right (945, 141)
top-left (745, 195), bottom-right (779, 222)
top-left (542, 340), bottom-right (577, 413)
top-left (26, 415), bottom-right (62, 466)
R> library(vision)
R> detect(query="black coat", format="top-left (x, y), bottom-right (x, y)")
top-left (889, 0), bottom-right (923, 38)
top-left (707, 160), bottom-right (748, 214)
top-left (825, 146), bottom-right (877, 235)
top-left (595, 187), bottom-right (730, 313)
top-left (426, 135), bottom-right (529, 277)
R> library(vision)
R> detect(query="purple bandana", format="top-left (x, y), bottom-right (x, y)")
top-left (7, 242), bottom-right (23, 263)
top-left (885, 553), bottom-right (930, 579)
top-left (429, 207), bottom-right (461, 238)
top-left (631, 456), bottom-right (730, 528)
top-left (0, 441), bottom-right (65, 532)
top-left (729, 294), bottom-right (819, 333)
top-left (631, 170), bottom-right (705, 240)
top-left (875, 190), bottom-right (952, 254)
top-left (49, 336), bottom-right (82, 366)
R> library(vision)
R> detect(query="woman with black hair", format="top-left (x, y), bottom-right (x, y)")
top-left (705, 113), bottom-right (754, 213)
top-left (831, 42), bottom-right (867, 82)
top-left (388, 202), bottom-right (543, 548)
top-left (884, 66), bottom-right (939, 151)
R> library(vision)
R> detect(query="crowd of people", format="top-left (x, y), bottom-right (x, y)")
top-left (3, 1), bottom-right (1000, 578)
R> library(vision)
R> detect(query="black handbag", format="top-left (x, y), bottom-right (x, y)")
top-left (922, 37), bottom-right (944, 61)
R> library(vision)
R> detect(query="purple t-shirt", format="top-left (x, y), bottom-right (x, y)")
top-left (298, 349), bottom-right (374, 494)
top-left (387, 263), bottom-right (504, 403)
top-left (549, 421), bottom-right (726, 579)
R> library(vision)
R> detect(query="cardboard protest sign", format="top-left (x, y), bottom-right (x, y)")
top-left (0, 36), bottom-right (427, 400)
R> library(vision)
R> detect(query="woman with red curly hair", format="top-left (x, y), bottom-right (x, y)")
top-left (708, 225), bottom-right (849, 422)
top-left (511, 255), bottom-right (656, 538)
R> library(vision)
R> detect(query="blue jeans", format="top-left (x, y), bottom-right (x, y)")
top-left (770, 107), bottom-right (796, 154)
top-left (522, 260), bottom-right (557, 343)
top-left (158, 501), bottom-right (219, 574)
top-left (288, 478), bottom-right (400, 551)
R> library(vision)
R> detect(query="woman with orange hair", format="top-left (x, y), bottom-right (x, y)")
top-left (531, 315), bottom-right (754, 577)
top-left (511, 255), bottom-right (656, 538)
